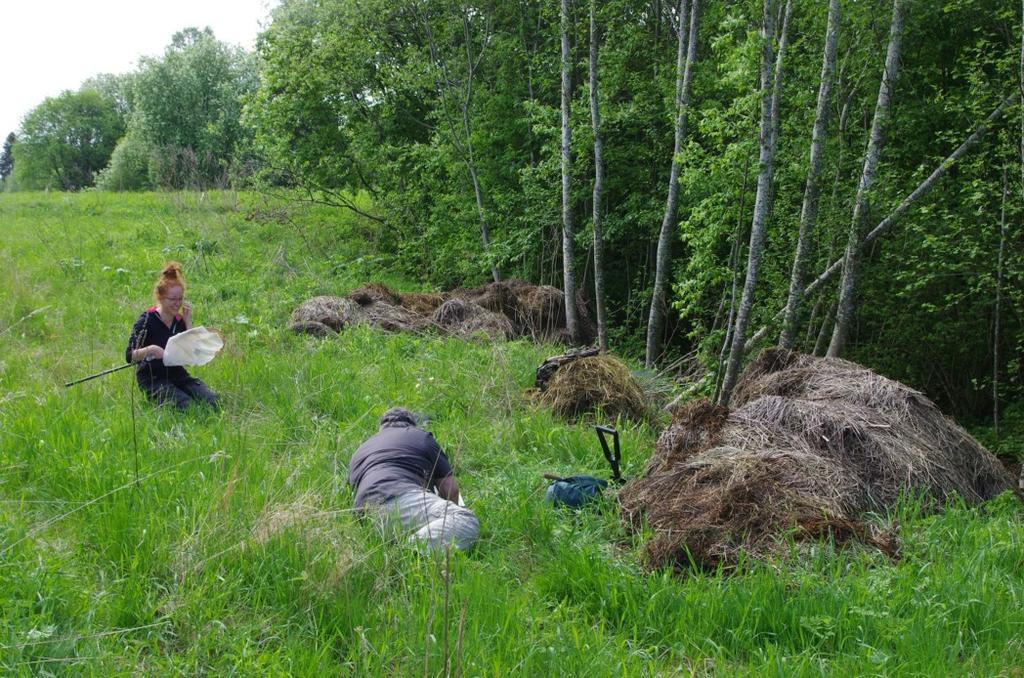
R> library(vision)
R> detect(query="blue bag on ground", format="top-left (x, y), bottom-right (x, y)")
top-left (545, 475), bottom-right (608, 509)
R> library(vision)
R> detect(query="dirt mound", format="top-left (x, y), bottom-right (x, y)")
top-left (534, 355), bottom-right (649, 422)
top-left (291, 280), bottom-right (593, 344)
top-left (619, 348), bottom-right (1015, 571)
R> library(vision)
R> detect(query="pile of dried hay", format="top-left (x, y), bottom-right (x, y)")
top-left (347, 282), bottom-right (403, 307)
top-left (534, 355), bottom-right (649, 422)
top-left (449, 280), bottom-right (595, 343)
top-left (433, 299), bottom-right (513, 341)
top-left (619, 348), bottom-right (1015, 571)
top-left (402, 292), bottom-right (445, 316)
top-left (291, 280), bottom-right (593, 344)
top-left (343, 283), bottom-right (432, 333)
top-left (289, 296), bottom-right (364, 336)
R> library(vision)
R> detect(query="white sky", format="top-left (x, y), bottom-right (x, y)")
top-left (3, 0), bottom-right (280, 139)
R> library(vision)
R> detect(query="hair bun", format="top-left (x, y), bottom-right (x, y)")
top-left (153, 261), bottom-right (187, 301)
top-left (161, 262), bottom-right (183, 280)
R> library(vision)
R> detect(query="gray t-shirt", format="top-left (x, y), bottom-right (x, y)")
top-left (347, 425), bottom-right (453, 508)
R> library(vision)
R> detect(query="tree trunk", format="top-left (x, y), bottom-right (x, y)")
top-left (769, 0), bottom-right (793, 152)
top-left (460, 15), bottom-right (501, 283)
top-left (560, 0), bottom-right (580, 343)
top-left (779, 0), bottom-right (839, 349)
top-left (467, 161), bottom-right (501, 283)
top-left (590, 0), bottom-right (608, 351)
top-left (714, 154), bottom-right (751, 404)
top-left (743, 92), bottom-right (1018, 353)
top-left (828, 0), bottom-right (906, 357)
top-left (995, 166), bottom-right (1007, 441)
top-left (813, 299), bottom-right (836, 356)
top-left (718, 0), bottom-right (789, 406)
top-left (802, 293), bottom-right (823, 351)
top-left (645, 0), bottom-right (699, 368)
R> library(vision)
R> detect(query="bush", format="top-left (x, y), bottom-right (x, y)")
top-left (95, 132), bottom-right (153, 191)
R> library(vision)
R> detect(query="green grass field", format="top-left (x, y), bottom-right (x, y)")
top-left (1, 191), bottom-right (1022, 675)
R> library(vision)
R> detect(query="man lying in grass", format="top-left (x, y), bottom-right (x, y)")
top-left (348, 407), bottom-right (479, 551)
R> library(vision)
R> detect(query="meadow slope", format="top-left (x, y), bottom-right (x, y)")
top-left (1, 191), bottom-right (1022, 675)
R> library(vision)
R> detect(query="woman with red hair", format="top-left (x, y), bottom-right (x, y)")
top-left (125, 262), bottom-right (219, 409)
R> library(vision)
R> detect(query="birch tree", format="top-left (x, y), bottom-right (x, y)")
top-left (827, 0), bottom-right (906, 357)
top-left (779, 0), bottom-right (839, 349)
top-left (718, 0), bottom-right (792, 406)
top-left (645, 0), bottom-right (699, 368)
top-left (995, 167), bottom-right (1007, 439)
top-left (743, 93), bottom-right (1019, 352)
top-left (590, 0), bottom-right (608, 351)
top-left (713, 157), bottom-right (751, 404)
top-left (1011, 0), bottom-right (1024, 437)
top-left (561, 0), bottom-right (580, 342)
top-left (419, 5), bottom-right (502, 282)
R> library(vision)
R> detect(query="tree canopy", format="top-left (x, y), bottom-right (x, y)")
top-left (11, 89), bottom-right (124, 191)
top-left (129, 27), bottom-right (257, 189)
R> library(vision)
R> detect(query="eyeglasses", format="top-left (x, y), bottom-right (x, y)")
top-left (163, 296), bottom-right (185, 303)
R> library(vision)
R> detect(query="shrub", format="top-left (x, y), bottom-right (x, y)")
top-left (95, 131), bottom-right (153, 191)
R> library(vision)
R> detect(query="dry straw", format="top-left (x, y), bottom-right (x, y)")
top-left (619, 348), bottom-right (1015, 571)
top-left (290, 280), bottom-right (593, 344)
top-left (534, 355), bottom-right (649, 423)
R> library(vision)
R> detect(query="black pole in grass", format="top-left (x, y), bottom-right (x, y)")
top-left (129, 369), bottom-right (140, 491)
top-left (63, 362), bottom-right (133, 387)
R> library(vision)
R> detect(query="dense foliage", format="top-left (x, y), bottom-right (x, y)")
top-left (245, 0), bottom-right (1023, 417)
top-left (10, 29), bottom-right (255, 193)
top-left (11, 88), bottom-right (124, 190)
top-left (130, 28), bottom-right (258, 189)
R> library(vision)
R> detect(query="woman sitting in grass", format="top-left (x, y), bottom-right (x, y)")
top-left (125, 261), bottom-right (219, 410)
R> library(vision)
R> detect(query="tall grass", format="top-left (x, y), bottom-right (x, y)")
top-left (1, 191), bottom-right (1022, 675)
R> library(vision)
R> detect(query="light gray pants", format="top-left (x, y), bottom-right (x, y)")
top-left (383, 490), bottom-right (480, 552)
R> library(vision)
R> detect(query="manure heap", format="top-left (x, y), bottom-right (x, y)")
top-left (291, 280), bottom-right (594, 344)
top-left (619, 348), bottom-right (1015, 570)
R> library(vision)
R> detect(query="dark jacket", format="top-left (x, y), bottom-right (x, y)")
top-left (125, 307), bottom-right (188, 381)
top-left (348, 425), bottom-right (453, 508)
